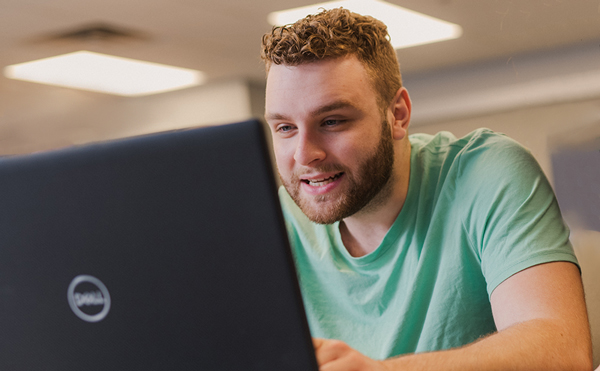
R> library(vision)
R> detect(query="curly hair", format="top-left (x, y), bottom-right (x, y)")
top-left (261, 7), bottom-right (402, 110)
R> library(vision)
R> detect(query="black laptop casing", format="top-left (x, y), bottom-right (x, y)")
top-left (0, 120), bottom-right (318, 371)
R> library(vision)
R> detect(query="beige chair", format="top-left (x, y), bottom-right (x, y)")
top-left (571, 229), bottom-right (600, 369)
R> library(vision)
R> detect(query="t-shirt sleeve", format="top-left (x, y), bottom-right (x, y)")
top-left (455, 130), bottom-right (579, 296)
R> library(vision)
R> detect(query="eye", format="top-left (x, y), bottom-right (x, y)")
top-left (323, 119), bottom-right (341, 127)
top-left (322, 119), bottom-right (347, 129)
top-left (276, 124), bottom-right (295, 134)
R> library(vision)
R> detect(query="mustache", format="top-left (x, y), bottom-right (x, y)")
top-left (291, 164), bottom-right (347, 178)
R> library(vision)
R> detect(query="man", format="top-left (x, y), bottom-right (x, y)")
top-left (261, 8), bottom-right (592, 371)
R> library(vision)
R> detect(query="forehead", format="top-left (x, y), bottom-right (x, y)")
top-left (265, 56), bottom-right (378, 117)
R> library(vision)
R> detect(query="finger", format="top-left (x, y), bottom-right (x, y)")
top-left (313, 339), bottom-right (349, 366)
top-left (320, 350), bottom-right (381, 371)
top-left (313, 337), bottom-right (325, 350)
top-left (319, 356), bottom-right (356, 371)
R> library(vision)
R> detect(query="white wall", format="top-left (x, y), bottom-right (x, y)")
top-left (0, 78), bottom-right (256, 156)
top-left (410, 98), bottom-right (600, 183)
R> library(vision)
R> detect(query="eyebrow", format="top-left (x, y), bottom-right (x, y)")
top-left (265, 100), bottom-right (357, 122)
top-left (313, 100), bottom-right (356, 116)
top-left (264, 112), bottom-right (289, 121)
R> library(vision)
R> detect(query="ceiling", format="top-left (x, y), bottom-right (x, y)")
top-left (1, 0), bottom-right (600, 151)
top-left (3, 0), bottom-right (599, 81)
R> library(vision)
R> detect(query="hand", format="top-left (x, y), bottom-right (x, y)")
top-left (313, 338), bottom-right (390, 371)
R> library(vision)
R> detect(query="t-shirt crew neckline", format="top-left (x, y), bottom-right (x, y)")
top-left (332, 144), bottom-right (419, 267)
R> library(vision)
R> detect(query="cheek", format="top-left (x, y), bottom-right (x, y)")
top-left (273, 143), bottom-right (295, 175)
top-left (333, 135), bottom-right (372, 162)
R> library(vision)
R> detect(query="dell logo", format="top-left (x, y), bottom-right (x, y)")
top-left (67, 275), bottom-right (111, 323)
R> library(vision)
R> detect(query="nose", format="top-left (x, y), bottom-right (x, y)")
top-left (293, 130), bottom-right (326, 166)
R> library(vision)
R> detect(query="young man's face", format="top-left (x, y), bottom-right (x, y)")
top-left (265, 55), bottom-right (396, 224)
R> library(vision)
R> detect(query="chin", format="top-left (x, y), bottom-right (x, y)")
top-left (297, 196), bottom-right (346, 225)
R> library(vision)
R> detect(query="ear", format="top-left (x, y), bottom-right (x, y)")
top-left (388, 87), bottom-right (411, 140)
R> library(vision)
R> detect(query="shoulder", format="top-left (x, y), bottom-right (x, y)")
top-left (411, 128), bottom-right (539, 183)
top-left (409, 128), bottom-right (526, 158)
top-left (453, 129), bottom-right (543, 191)
top-left (408, 128), bottom-right (526, 167)
top-left (456, 129), bottom-right (535, 167)
top-left (407, 129), bottom-right (539, 197)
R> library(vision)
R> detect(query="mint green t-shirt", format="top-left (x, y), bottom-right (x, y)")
top-left (278, 129), bottom-right (578, 360)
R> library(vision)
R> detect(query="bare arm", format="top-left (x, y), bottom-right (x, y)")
top-left (314, 262), bottom-right (592, 371)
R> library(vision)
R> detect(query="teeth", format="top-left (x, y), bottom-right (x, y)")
top-left (307, 174), bottom-right (341, 187)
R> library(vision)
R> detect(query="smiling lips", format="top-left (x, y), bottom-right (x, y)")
top-left (302, 172), bottom-right (344, 187)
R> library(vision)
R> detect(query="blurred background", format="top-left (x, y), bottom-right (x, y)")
top-left (1, 0), bottom-right (599, 366)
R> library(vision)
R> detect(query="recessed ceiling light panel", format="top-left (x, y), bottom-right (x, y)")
top-left (268, 0), bottom-right (462, 49)
top-left (3, 51), bottom-right (205, 96)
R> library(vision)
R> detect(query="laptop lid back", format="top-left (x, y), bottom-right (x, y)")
top-left (0, 120), bottom-right (317, 370)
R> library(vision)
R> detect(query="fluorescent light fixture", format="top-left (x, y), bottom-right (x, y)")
top-left (268, 0), bottom-right (462, 49)
top-left (3, 51), bottom-right (205, 96)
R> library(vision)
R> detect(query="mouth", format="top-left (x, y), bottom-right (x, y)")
top-left (301, 172), bottom-right (344, 187)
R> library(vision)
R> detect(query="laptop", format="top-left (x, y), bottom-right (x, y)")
top-left (0, 119), bottom-right (318, 370)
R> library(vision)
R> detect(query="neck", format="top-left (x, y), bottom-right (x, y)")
top-left (339, 142), bottom-right (411, 257)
